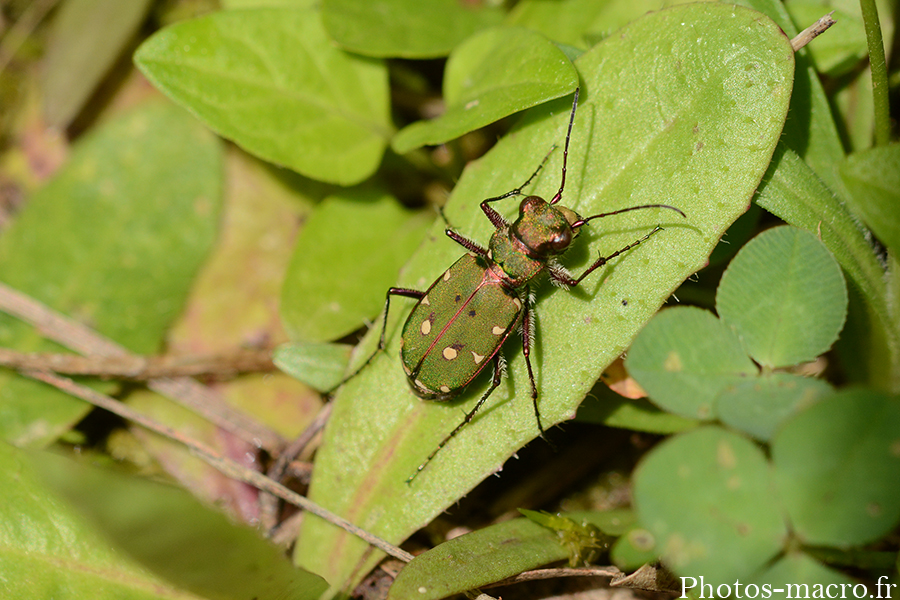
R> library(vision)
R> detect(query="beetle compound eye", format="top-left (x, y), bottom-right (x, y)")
top-left (534, 228), bottom-right (572, 255)
top-left (549, 229), bottom-right (572, 252)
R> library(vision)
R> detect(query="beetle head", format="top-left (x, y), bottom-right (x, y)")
top-left (511, 196), bottom-right (582, 257)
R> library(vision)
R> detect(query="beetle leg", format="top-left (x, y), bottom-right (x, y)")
top-left (550, 226), bottom-right (665, 288)
top-left (406, 354), bottom-right (505, 484)
top-left (480, 132), bottom-right (562, 228)
top-left (520, 287), bottom-right (544, 437)
top-left (445, 229), bottom-right (488, 256)
top-left (438, 202), bottom-right (491, 255)
top-left (326, 287), bottom-right (424, 395)
top-left (479, 195), bottom-right (513, 230)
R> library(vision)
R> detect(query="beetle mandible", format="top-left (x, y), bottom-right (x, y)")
top-left (369, 88), bottom-right (684, 483)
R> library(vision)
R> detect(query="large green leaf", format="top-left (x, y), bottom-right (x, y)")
top-left (772, 389), bottom-right (900, 546)
top-left (754, 145), bottom-right (896, 386)
top-left (295, 5), bottom-right (794, 593)
top-left (716, 226), bottom-right (847, 368)
top-left (0, 102), bottom-right (222, 447)
top-left (626, 306), bottom-right (758, 420)
top-left (633, 427), bottom-right (787, 582)
top-left (134, 8), bottom-right (390, 185)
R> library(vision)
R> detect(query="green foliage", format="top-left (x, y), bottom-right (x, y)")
top-left (2, 0), bottom-right (897, 597)
top-left (628, 389), bottom-right (900, 594)
top-left (633, 427), bottom-right (788, 582)
top-left (624, 225), bottom-right (898, 588)
top-left (389, 510), bottom-right (625, 600)
top-left (294, 4), bottom-right (794, 592)
top-left (42, 0), bottom-right (154, 128)
top-left (507, 0), bottom-right (691, 48)
top-left (626, 306), bottom-right (758, 420)
top-left (0, 103), bottom-right (222, 447)
top-left (391, 27), bottom-right (579, 153)
top-left (772, 389), bottom-right (900, 547)
top-left (716, 226), bottom-right (848, 368)
top-left (320, 0), bottom-right (504, 59)
top-left (388, 516), bottom-right (572, 600)
top-left (134, 8), bottom-right (391, 185)
top-left (627, 226), bottom-right (846, 437)
top-left (839, 143), bottom-right (900, 253)
top-left (2, 442), bottom-right (327, 600)
top-left (273, 342), bottom-right (353, 393)
top-left (280, 190), bottom-right (432, 342)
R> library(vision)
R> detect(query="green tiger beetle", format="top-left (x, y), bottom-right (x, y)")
top-left (368, 88), bottom-right (684, 483)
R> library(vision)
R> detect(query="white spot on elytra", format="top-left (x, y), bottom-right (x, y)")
top-left (491, 326), bottom-right (504, 335)
top-left (472, 351), bottom-right (485, 364)
top-left (443, 347), bottom-right (458, 360)
top-left (421, 319), bottom-right (432, 335)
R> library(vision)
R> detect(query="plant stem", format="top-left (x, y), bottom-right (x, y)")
top-left (859, 0), bottom-right (891, 146)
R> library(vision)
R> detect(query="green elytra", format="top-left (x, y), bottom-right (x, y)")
top-left (369, 88), bottom-right (685, 483)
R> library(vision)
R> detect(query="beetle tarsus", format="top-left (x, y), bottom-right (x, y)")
top-left (325, 286), bottom-right (426, 396)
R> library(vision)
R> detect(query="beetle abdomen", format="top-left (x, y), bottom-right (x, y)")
top-left (400, 253), bottom-right (523, 399)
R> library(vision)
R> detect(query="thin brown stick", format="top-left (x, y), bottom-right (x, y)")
top-left (484, 566), bottom-right (623, 588)
top-left (259, 402), bottom-right (334, 532)
top-left (791, 12), bottom-right (836, 52)
top-left (150, 378), bottom-right (284, 452)
top-left (0, 347), bottom-right (276, 380)
top-left (0, 0), bottom-right (60, 74)
top-left (0, 282), bottom-right (284, 452)
top-left (25, 369), bottom-right (413, 563)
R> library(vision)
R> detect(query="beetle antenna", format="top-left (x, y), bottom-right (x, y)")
top-left (550, 87), bottom-right (580, 206)
top-left (572, 204), bottom-right (686, 228)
